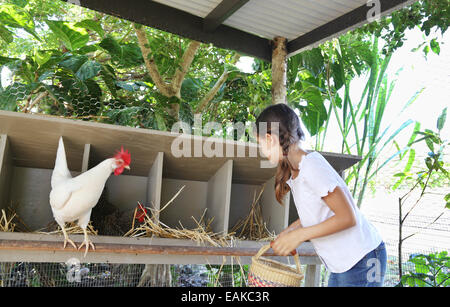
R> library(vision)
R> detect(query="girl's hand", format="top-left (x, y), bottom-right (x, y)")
top-left (271, 228), bottom-right (306, 256)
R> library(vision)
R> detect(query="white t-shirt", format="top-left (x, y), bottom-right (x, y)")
top-left (286, 151), bottom-right (383, 273)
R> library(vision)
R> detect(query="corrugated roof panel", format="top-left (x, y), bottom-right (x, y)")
top-left (223, 0), bottom-right (369, 40)
top-left (153, 0), bottom-right (221, 18)
top-left (151, 0), bottom-right (393, 42)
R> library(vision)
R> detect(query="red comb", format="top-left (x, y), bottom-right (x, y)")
top-left (114, 146), bottom-right (131, 165)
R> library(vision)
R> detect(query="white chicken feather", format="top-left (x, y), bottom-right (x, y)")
top-left (49, 137), bottom-right (131, 256)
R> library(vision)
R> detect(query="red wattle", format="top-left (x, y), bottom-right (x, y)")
top-left (114, 167), bottom-right (124, 176)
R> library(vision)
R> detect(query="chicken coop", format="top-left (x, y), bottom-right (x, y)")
top-left (0, 0), bottom-right (415, 287)
top-left (0, 110), bottom-right (362, 286)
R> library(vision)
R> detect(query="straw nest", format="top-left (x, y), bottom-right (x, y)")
top-left (0, 205), bottom-right (98, 236)
top-left (0, 209), bottom-right (16, 232)
top-left (125, 186), bottom-right (234, 247)
top-left (125, 184), bottom-right (276, 246)
top-left (230, 185), bottom-right (276, 242)
top-left (36, 221), bottom-right (98, 236)
top-left (0, 207), bottom-right (31, 233)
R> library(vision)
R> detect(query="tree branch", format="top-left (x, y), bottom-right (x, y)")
top-left (133, 23), bottom-right (174, 97)
top-left (26, 91), bottom-right (49, 113)
top-left (171, 40), bottom-right (201, 98)
top-left (196, 53), bottom-right (241, 113)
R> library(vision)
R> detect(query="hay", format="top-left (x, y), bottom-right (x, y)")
top-left (230, 185), bottom-right (276, 242)
top-left (125, 186), bottom-right (235, 248)
top-left (125, 184), bottom-right (276, 249)
top-left (36, 221), bottom-right (98, 236)
top-left (0, 207), bottom-right (32, 233)
top-left (0, 209), bottom-right (16, 232)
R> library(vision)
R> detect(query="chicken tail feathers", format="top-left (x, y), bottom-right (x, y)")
top-left (51, 136), bottom-right (72, 189)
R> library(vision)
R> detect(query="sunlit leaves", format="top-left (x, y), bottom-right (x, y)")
top-left (0, 3), bottom-right (40, 40)
top-left (99, 36), bottom-right (144, 68)
top-left (45, 20), bottom-right (89, 51)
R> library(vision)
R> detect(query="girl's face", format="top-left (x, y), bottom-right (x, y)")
top-left (257, 133), bottom-right (284, 165)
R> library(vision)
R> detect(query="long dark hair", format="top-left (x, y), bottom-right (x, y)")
top-left (255, 104), bottom-right (305, 205)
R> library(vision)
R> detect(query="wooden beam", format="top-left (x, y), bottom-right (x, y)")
top-left (287, 0), bottom-right (416, 56)
top-left (272, 36), bottom-right (288, 105)
top-left (203, 0), bottom-right (249, 32)
top-left (0, 111), bottom-right (362, 185)
top-left (61, 0), bottom-right (272, 61)
top-left (0, 239), bottom-right (319, 257)
top-left (0, 134), bottom-right (12, 210)
top-left (0, 232), bottom-right (322, 265)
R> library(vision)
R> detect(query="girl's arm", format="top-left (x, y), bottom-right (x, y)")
top-left (272, 186), bottom-right (356, 256)
top-left (278, 218), bottom-right (302, 237)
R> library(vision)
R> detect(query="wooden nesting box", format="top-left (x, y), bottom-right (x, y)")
top-left (0, 110), bottom-right (360, 278)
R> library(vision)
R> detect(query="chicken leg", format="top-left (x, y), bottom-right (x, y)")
top-left (78, 227), bottom-right (95, 257)
top-left (77, 210), bottom-right (95, 257)
top-left (57, 221), bottom-right (77, 249)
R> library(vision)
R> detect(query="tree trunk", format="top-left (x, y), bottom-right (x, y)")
top-left (137, 264), bottom-right (172, 287)
top-left (272, 36), bottom-right (288, 105)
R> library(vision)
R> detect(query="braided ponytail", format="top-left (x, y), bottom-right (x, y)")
top-left (256, 104), bottom-right (305, 205)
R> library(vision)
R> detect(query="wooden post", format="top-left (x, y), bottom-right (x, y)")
top-left (0, 135), bottom-right (12, 210)
top-left (147, 152), bottom-right (164, 223)
top-left (304, 264), bottom-right (321, 287)
top-left (272, 36), bottom-right (288, 105)
top-left (81, 144), bottom-right (91, 173)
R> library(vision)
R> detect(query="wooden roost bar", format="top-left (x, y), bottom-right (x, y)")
top-left (0, 110), bottom-right (361, 286)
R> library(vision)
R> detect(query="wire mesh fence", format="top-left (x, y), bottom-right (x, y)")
top-left (361, 185), bottom-right (450, 287)
top-left (0, 262), bottom-right (314, 287)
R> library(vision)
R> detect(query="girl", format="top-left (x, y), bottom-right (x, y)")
top-left (255, 104), bottom-right (387, 287)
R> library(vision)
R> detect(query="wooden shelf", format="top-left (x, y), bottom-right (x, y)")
top-left (0, 232), bottom-right (320, 266)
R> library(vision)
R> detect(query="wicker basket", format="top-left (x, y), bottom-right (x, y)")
top-left (248, 244), bottom-right (304, 287)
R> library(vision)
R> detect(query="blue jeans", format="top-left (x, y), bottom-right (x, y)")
top-left (327, 241), bottom-right (387, 287)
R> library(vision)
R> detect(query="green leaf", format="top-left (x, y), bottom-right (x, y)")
top-left (0, 55), bottom-right (19, 65)
top-left (35, 50), bottom-right (52, 66)
top-left (100, 64), bottom-right (117, 98)
top-left (0, 4), bottom-right (40, 40)
top-left (99, 36), bottom-right (144, 68)
top-left (0, 24), bottom-right (13, 44)
top-left (0, 82), bottom-right (33, 110)
top-left (155, 113), bottom-right (167, 131)
top-left (59, 55), bottom-right (88, 72)
top-left (331, 61), bottom-right (345, 90)
top-left (74, 19), bottom-right (105, 38)
top-left (437, 107), bottom-right (447, 131)
top-left (46, 20), bottom-right (89, 51)
top-left (75, 60), bottom-right (101, 81)
top-left (178, 100), bottom-right (194, 126)
top-left (291, 48), bottom-right (324, 78)
top-left (430, 39), bottom-right (440, 55)
top-left (115, 81), bottom-right (139, 92)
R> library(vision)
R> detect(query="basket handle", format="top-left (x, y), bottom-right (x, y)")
top-left (256, 244), bottom-right (302, 274)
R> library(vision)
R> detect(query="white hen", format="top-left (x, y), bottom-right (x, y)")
top-left (49, 137), bottom-right (131, 256)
